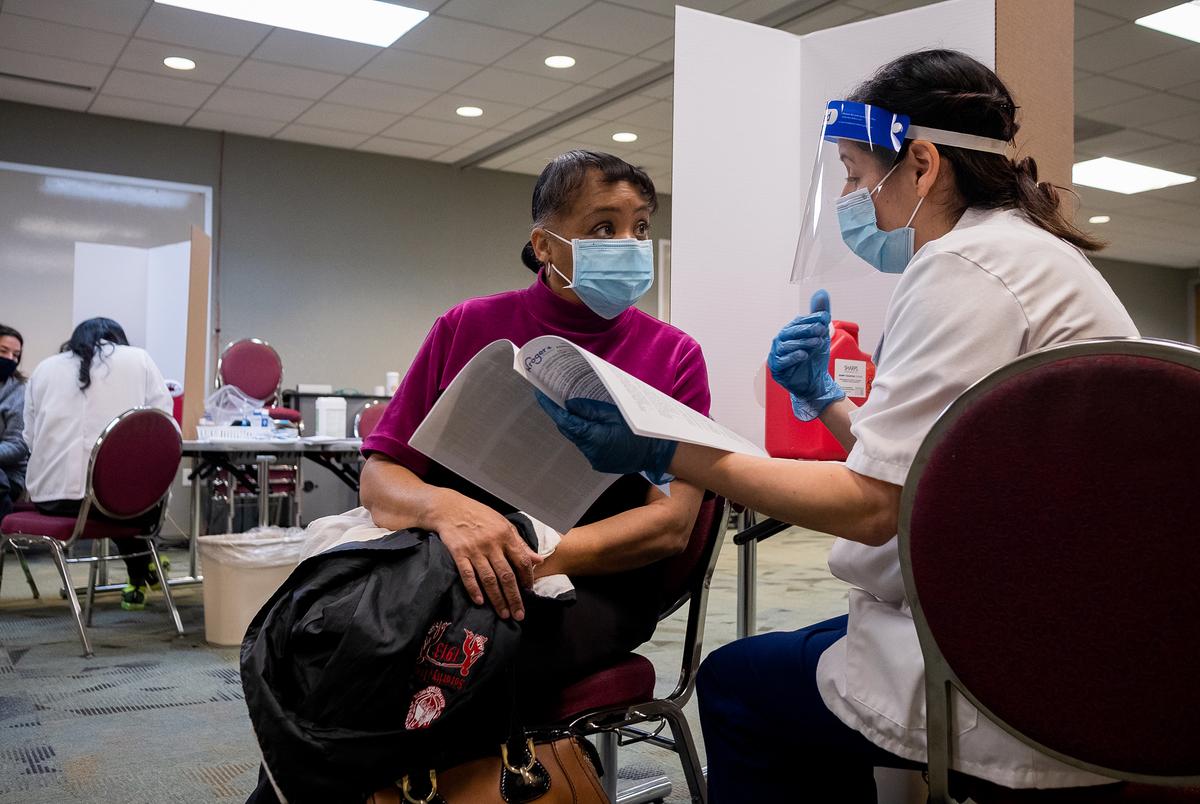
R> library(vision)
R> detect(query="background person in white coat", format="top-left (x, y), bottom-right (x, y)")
top-left (24, 317), bottom-right (172, 611)
top-left (537, 50), bottom-right (1139, 802)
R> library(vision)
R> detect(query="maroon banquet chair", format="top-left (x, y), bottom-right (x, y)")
top-left (898, 338), bottom-right (1200, 804)
top-left (0, 408), bottom-right (185, 657)
top-left (353, 400), bottom-right (387, 439)
top-left (216, 337), bottom-right (302, 424)
top-left (535, 492), bottom-right (727, 804)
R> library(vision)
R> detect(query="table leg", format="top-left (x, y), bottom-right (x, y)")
top-left (190, 455), bottom-right (203, 578)
top-left (736, 538), bottom-right (757, 640)
top-left (256, 454), bottom-right (276, 530)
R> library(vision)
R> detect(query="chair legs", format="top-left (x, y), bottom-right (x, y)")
top-left (146, 539), bottom-right (184, 637)
top-left (596, 731), bottom-right (620, 803)
top-left (84, 540), bottom-right (99, 627)
top-left (660, 703), bottom-right (708, 804)
top-left (46, 539), bottom-right (93, 658)
top-left (17, 547), bottom-right (39, 598)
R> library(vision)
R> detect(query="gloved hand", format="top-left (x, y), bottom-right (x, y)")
top-left (768, 289), bottom-right (845, 421)
top-left (535, 392), bottom-right (678, 484)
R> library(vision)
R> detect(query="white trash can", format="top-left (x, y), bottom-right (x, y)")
top-left (198, 527), bottom-right (306, 646)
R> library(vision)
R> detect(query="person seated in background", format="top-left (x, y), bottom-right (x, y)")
top-left (360, 150), bottom-right (711, 687)
top-left (24, 317), bottom-right (172, 611)
top-left (0, 324), bottom-right (29, 520)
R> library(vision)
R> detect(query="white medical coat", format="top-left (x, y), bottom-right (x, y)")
top-left (814, 207), bottom-right (1139, 788)
top-left (24, 344), bottom-right (172, 502)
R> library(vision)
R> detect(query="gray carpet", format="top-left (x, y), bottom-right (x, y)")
top-left (0, 527), bottom-right (858, 803)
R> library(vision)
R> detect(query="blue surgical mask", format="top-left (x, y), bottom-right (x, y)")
top-left (836, 164), bottom-right (924, 275)
top-left (545, 230), bottom-right (654, 319)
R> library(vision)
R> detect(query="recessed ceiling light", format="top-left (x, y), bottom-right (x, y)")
top-left (456, 106), bottom-right (483, 118)
top-left (544, 55), bottom-right (576, 69)
top-left (163, 56), bottom-right (196, 71)
top-left (1088, 215), bottom-right (1111, 224)
top-left (153, 0), bottom-right (428, 47)
top-left (1072, 157), bottom-right (1196, 195)
top-left (612, 132), bottom-right (638, 143)
top-left (1136, 3), bottom-right (1200, 44)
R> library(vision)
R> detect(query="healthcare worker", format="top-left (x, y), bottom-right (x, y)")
top-left (538, 50), bottom-right (1138, 801)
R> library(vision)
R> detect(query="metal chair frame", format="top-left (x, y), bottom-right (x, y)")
top-left (898, 337), bottom-right (1200, 803)
top-left (352, 399), bottom-right (386, 438)
top-left (557, 496), bottom-right (729, 804)
top-left (215, 337), bottom-right (285, 406)
top-left (0, 407), bottom-right (185, 657)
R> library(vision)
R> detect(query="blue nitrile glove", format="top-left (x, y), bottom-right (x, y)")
top-left (535, 392), bottom-right (678, 484)
top-left (768, 289), bottom-right (845, 422)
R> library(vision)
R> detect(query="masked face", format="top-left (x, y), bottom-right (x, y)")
top-left (0, 335), bottom-right (21, 382)
top-left (835, 147), bottom-right (924, 274)
top-left (544, 230), bottom-right (654, 319)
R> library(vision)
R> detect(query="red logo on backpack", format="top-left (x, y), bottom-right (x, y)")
top-left (405, 685), bottom-right (446, 730)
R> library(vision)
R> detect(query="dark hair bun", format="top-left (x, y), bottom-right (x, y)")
top-left (521, 241), bottom-right (541, 273)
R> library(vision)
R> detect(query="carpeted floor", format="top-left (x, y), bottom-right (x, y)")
top-left (0, 526), bottom-right (853, 803)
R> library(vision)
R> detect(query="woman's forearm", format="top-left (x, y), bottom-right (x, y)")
top-left (819, 397), bottom-right (858, 452)
top-left (670, 445), bottom-right (899, 545)
top-left (359, 455), bottom-right (447, 532)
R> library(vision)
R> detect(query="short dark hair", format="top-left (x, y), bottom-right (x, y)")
top-left (61, 317), bottom-right (129, 390)
top-left (0, 324), bottom-right (24, 382)
top-left (849, 49), bottom-right (1102, 252)
top-left (521, 150), bottom-right (658, 272)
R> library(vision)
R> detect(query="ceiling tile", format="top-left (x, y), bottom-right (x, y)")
top-left (584, 57), bottom-right (661, 89)
top-left (3, 0), bottom-right (150, 36)
top-left (1087, 92), bottom-right (1200, 128)
top-left (454, 127), bottom-right (517, 152)
top-left (1075, 24), bottom-right (1188, 74)
top-left (538, 115), bottom-right (608, 139)
top-left (202, 86), bottom-right (311, 122)
top-left (1126, 200), bottom-right (1200, 226)
top-left (724, 0), bottom-right (803, 21)
top-left (357, 49), bottom-right (481, 92)
top-left (617, 99), bottom-right (673, 130)
top-left (429, 145), bottom-right (473, 163)
top-left (1110, 48), bottom-right (1200, 91)
top-left (1124, 141), bottom-right (1200, 172)
top-left (0, 12), bottom-right (127, 65)
top-left (225, 60), bottom-right (345, 100)
top-left (536, 83), bottom-right (606, 112)
top-left (493, 107), bottom-right (556, 133)
top-left (452, 66), bottom-right (573, 106)
top-left (395, 15), bottom-right (530, 65)
top-left (102, 68), bottom-right (216, 108)
top-left (116, 38), bottom-right (242, 84)
top-left (1153, 111), bottom-right (1200, 142)
top-left (90, 94), bottom-right (194, 125)
top-left (135, 4), bottom-right (270, 57)
top-left (251, 29), bottom-right (380, 74)
top-left (573, 121), bottom-right (670, 150)
top-left (381, 116), bottom-right (482, 146)
top-left (588, 93), bottom-right (657, 121)
top-left (0, 73), bottom-right (94, 110)
top-left (1074, 7), bottom-right (1125, 40)
top-left (1075, 0), bottom-right (1181, 22)
top-left (413, 93), bottom-right (525, 127)
top-left (437, 0), bottom-right (592, 35)
top-left (0, 47), bottom-right (108, 89)
top-left (1173, 80), bottom-right (1200, 102)
top-left (639, 138), bottom-right (672, 158)
top-left (544, 3), bottom-right (673, 56)
top-left (783, 4), bottom-right (869, 35)
top-left (357, 137), bottom-right (446, 160)
top-left (609, 0), bottom-right (738, 14)
top-left (295, 102), bottom-right (399, 135)
top-left (188, 109), bottom-right (284, 137)
top-left (1076, 127), bottom-right (1172, 156)
top-left (638, 39), bottom-right (674, 62)
top-left (324, 77), bottom-right (437, 114)
top-left (276, 124), bottom-right (369, 149)
top-left (1074, 75), bottom-right (1155, 113)
top-left (494, 38), bottom-right (627, 83)
top-left (639, 77), bottom-right (672, 100)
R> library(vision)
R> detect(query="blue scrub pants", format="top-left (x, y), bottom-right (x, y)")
top-left (696, 615), bottom-right (920, 803)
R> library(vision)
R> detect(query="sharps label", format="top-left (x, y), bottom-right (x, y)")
top-left (834, 359), bottom-right (868, 398)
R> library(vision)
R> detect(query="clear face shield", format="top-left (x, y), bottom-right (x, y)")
top-left (790, 100), bottom-right (1010, 283)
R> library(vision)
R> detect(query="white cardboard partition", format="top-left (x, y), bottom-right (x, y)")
top-left (672, 0), bottom-right (994, 445)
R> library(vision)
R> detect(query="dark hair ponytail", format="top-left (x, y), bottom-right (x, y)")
top-left (61, 317), bottom-right (129, 390)
top-left (849, 49), bottom-right (1103, 251)
top-left (0, 324), bottom-right (25, 382)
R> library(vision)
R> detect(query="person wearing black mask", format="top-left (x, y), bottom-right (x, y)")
top-left (0, 324), bottom-right (29, 520)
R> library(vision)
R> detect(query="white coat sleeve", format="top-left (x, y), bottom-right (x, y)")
top-left (141, 352), bottom-right (173, 416)
top-left (845, 250), bottom-right (1029, 486)
top-left (22, 374), bottom-right (37, 451)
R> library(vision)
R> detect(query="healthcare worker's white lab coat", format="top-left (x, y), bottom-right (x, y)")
top-left (24, 343), bottom-right (172, 503)
top-left (814, 207), bottom-right (1139, 789)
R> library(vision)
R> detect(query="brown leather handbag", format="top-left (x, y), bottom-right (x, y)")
top-left (367, 734), bottom-right (608, 804)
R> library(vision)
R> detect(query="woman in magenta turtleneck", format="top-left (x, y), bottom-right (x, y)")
top-left (360, 150), bottom-right (711, 681)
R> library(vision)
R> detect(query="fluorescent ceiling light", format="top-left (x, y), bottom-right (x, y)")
top-left (154, 0), bottom-right (428, 47)
top-left (1136, 2), bottom-right (1200, 44)
top-left (544, 55), bottom-right (576, 69)
top-left (612, 132), bottom-right (638, 143)
top-left (1088, 215), bottom-right (1111, 224)
top-left (456, 106), bottom-right (483, 118)
top-left (1072, 157), bottom-right (1196, 195)
top-left (163, 56), bottom-right (196, 70)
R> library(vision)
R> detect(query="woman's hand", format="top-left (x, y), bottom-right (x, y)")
top-left (768, 289), bottom-right (845, 421)
top-left (427, 489), bottom-right (542, 621)
top-left (535, 393), bottom-right (677, 482)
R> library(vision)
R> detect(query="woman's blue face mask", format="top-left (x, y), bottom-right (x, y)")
top-left (836, 163), bottom-right (925, 275)
top-left (545, 230), bottom-right (654, 319)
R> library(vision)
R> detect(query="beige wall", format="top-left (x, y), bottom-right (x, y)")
top-left (1092, 256), bottom-right (1194, 342)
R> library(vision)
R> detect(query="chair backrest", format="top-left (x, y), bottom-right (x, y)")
top-left (659, 492), bottom-right (727, 619)
top-left (900, 338), bottom-right (1200, 784)
top-left (88, 407), bottom-right (183, 520)
top-left (218, 338), bottom-right (283, 403)
top-left (354, 400), bottom-right (387, 439)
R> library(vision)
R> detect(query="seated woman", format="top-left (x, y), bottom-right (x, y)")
top-left (24, 317), bottom-right (173, 611)
top-left (361, 150), bottom-right (710, 684)
top-left (0, 324), bottom-right (29, 520)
